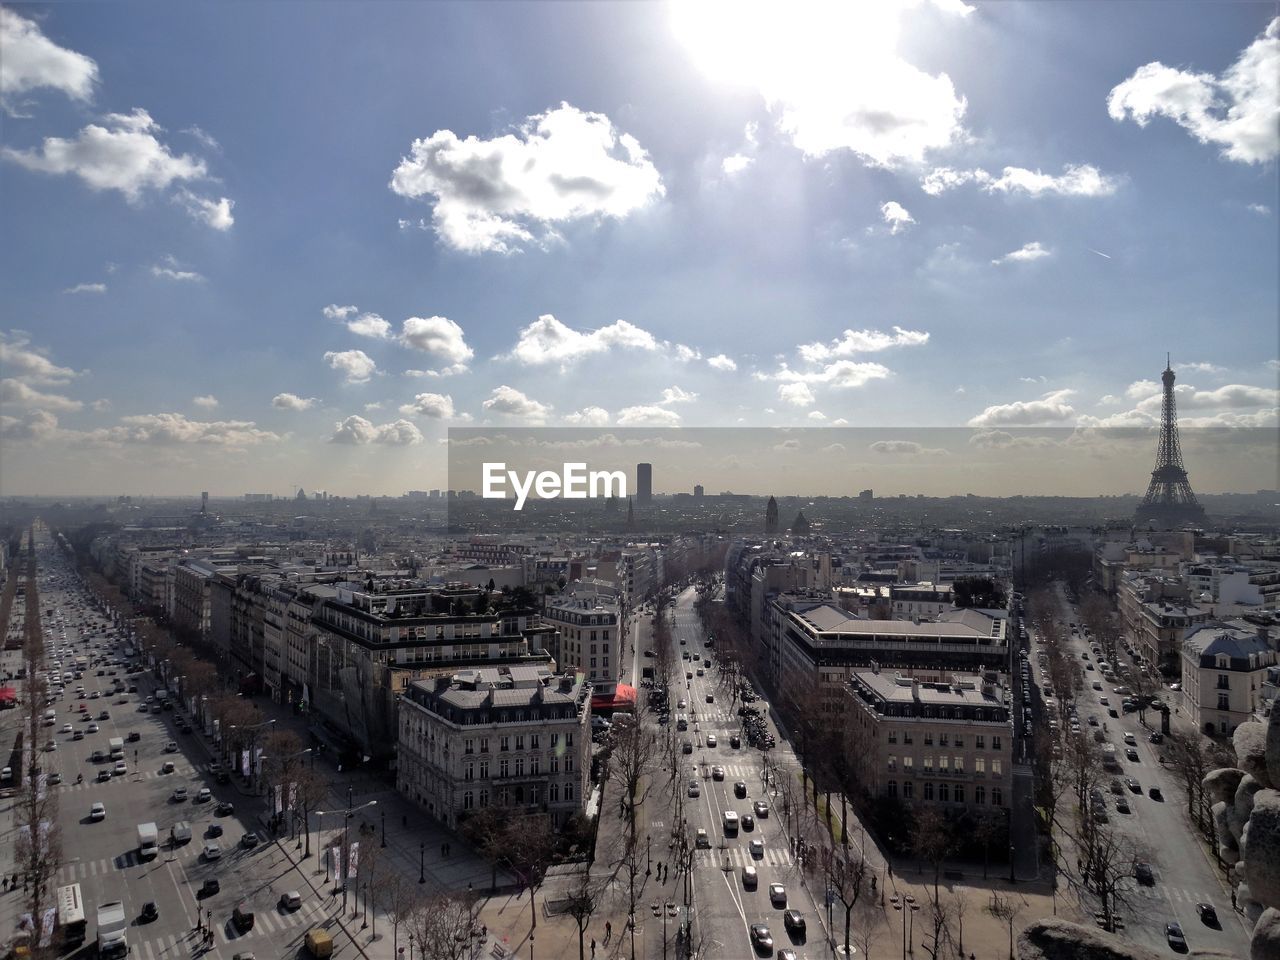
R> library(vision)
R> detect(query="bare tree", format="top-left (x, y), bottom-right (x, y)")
top-left (293, 766), bottom-right (329, 858)
top-left (383, 874), bottom-right (422, 959)
top-left (1079, 823), bottom-right (1144, 933)
top-left (409, 891), bottom-right (471, 960)
top-left (607, 709), bottom-right (659, 843)
top-left (807, 839), bottom-right (869, 957)
top-left (973, 812), bottom-right (1006, 881)
top-left (505, 815), bottom-right (556, 932)
top-left (853, 895), bottom-right (889, 960)
top-left (562, 869), bottom-right (600, 960)
top-left (986, 892), bottom-right (1023, 960)
top-left (909, 806), bottom-right (954, 907)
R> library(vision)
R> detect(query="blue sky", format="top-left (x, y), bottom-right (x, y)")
top-left (1, 1), bottom-right (1276, 496)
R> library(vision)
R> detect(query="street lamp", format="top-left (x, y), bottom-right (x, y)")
top-left (419, 841), bottom-right (426, 883)
top-left (381, 809), bottom-right (387, 848)
top-left (529, 932), bottom-right (534, 960)
top-left (361, 883), bottom-right (368, 929)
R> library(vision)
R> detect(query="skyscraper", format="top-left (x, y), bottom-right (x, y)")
top-left (765, 496), bottom-right (779, 535)
top-left (636, 463), bottom-right (652, 505)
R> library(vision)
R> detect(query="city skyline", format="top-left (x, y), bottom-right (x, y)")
top-left (1, 2), bottom-right (1277, 496)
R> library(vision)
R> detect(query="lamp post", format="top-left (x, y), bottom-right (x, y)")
top-left (529, 932), bottom-right (534, 960)
top-left (320, 811), bottom-right (328, 879)
top-left (361, 883), bottom-right (368, 929)
top-left (1009, 843), bottom-right (1016, 883)
top-left (408, 933), bottom-right (414, 960)
top-left (419, 841), bottom-right (425, 883)
top-left (381, 809), bottom-right (387, 848)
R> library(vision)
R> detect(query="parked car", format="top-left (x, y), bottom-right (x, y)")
top-left (783, 910), bottom-right (806, 934)
top-left (1166, 921), bottom-right (1187, 951)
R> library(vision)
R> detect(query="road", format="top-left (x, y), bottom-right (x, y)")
top-left (1040, 584), bottom-right (1252, 959)
top-left (648, 587), bottom-right (826, 960)
top-left (1, 525), bottom-right (372, 960)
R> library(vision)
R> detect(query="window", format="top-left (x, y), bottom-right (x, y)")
top-left (954, 757), bottom-right (964, 774)
top-left (903, 757), bottom-right (913, 772)
top-left (464, 763), bottom-right (474, 782)
top-left (939, 734), bottom-right (949, 747)
top-left (551, 733), bottom-right (560, 748)
top-left (975, 785), bottom-right (985, 805)
top-left (954, 736), bottom-right (963, 748)
top-left (903, 732), bottom-right (913, 745)
top-left (550, 756), bottom-right (559, 773)
top-left (903, 781), bottom-right (914, 799)
top-left (464, 738), bottom-right (474, 755)
top-left (530, 734), bottom-right (540, 749)
top-left (1218, 693), bottom-right (1230, 710)
top-left (531, 757), bottom-right (540, 775)
top-left (499, 759), bottom-right (509, 778)
top-left (515, 758), bottom-right (525, 776)
top-left (463, 791), bottom-right (474, 811)
top-left (923, 782), bottom-right (934, 800)
top-left (549, 782), bottom-right (559, 803)
top-left (887, 755), bottom-right (897, 772)
top-left (565, 756), bottom-right (574, 773)
top-left (566, 732), bottom-right (574, 746)
top-left (992, 759), bottom-right (1002, 776)
top-left (992, 736), bottom-right (1002, 751)
top-left (939, 783), bottom-right (950, 802)
top-left (500, 736), bottom-right (510, 752)
top-left (887, 731), bottom-right (897, 744)
top-left (923, 756), bottom-right (933, 772)
top-left (975, 735), bottom-right (985, 750)
top-left (515, 735), bottom-right (525, 751)
top-left (992, 787), bottom-right (1003, 807)
top-left (939, 756), bottom-right (949, 773)
top-left (479, 737), bottom-right (490, 754)
top-left (887, 780), bottom-right (898, 798)
top-left (924, 732), bottom-right (934, 747)
top-left (954, 785), bottom-right (964, 804)
top-left (479, 788), bottom-right (489, 808)
top-left (565, 783), bottom-right (574, 801)
top-left (1217, 674), bottom-right (1231, 690)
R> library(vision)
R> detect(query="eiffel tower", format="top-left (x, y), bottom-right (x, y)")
top-left (1134, 356), bottom-right (1207, 529)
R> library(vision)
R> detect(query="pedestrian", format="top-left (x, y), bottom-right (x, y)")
top-left (591, 937), bottom-right (597, 957)
top-left (605, 920), bottom-right (612, 943)
top-left (1232, 889), bottom-right (1238, 911)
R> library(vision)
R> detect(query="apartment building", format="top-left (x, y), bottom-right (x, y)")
top-left (846, 669), bottom-right (1015, 813)
top-left (542, 584), bottom-right (620, 686)
top-left (1181, 621), bottom-right (1277, 735)
top-left (397, 666), bottom-right (591, 829)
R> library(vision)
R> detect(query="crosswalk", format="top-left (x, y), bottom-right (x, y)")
top-left (127, 901), bottom-right (337, 960)
top-left (55, 762), bottom-right (215, 793)
top-left (1130, 884), bottom-right (1214, 906)
top-left (698, 844), bottom-right (793, 870)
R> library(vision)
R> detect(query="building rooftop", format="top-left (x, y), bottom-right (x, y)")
top-left (853, 670), bottom-right (1006, 707)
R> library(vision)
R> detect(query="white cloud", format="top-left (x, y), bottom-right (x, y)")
top-left (91, 399), bottom-right (111, 412)
top-left (880, 200), bottom-right (915, 234)
top-left (920, 163), bottom-right (1118, 197)
top-left (707, 354), bottom-right (738, 371)
top-left (1125, 379), bottom-right (1161, 400)
top-left (0, 408), bottom-right (59, 441)
top-left (1180, 362), bottom-right (1226, 375)
top-left (967, 429), bottom-right (1059, 449)
top-left (192, 394), bottom-right (218, 409)
top-left (272, 393), bottom-right (318, 411)
top-left (672, 2), bottom-right (971, 168)
top-left (329, 415), bottom-right (423, 445)
top-left (798, 326), bottom-right (929, 363)
top-left (564, 406), bottom-right (610, 427)
top-left (1141, 382), bottom-right (1278, 413)
top-left (1267, 359), bottom-right (1280, 371)
top-left (2, 108), bottom-right (208, 200)
top-left (91, 412), bottom-right (279, 447)
top-left (151, 255), bottom-right (204, 282)
top-left (967, 389), bottom-right (1077, 426)
top-left (0, 378), bottom-right (82, 412)
top-left (507, 314), bottom-right (658, 367)
top-left (868, 439), bottom-right (946, 455)
top-left (674, 344), bottom-right (701, 363)
top-left (807, 410), bottom-right (827, 421)
top-left (482, 385), bottom-right (552, 421)
top-left (0, 8), bottom-right (98, 114)
top-left (389, 102), bottom-right (664, 254)
top-left (1248, 203), bottom-right (1272, 215)
top-left (1108, 18), bottom-right (1280, 164)
top-left (399, 392), bottom-right (456, 419)
top-left (992, 241), bottom-right (1051, 264)
top-left (721, 154), bottom-right (754, 175)
top-left (831, 418), bottom-right (849, 426)
top-left (659, 386), bottom-right (698, 405)
top-left (778, 382), bottom-right (815, 407)
top-left (62, 282), bottom-right (106, 294)
top-left (175, 190), bottom-right (234, 230)
top-left (616, 405), bottom-right (682, 426)
top-left (763, 360), bottom-right (894, 390)
top-left (323, 304), bottom-right (392, 340)
top-left (400, 316), bottom-right (474, 369)
top-left (0, 332), bottom-right (77, 384)
top-left (324, 349), bottom-right (378, 384)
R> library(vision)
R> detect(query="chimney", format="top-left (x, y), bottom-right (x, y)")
top-left (911, 677), bottom-right (920, 700)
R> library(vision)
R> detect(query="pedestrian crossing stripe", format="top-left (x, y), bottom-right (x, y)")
top-left (123, 900), bottom-right (335, 960)
top-left (697, 846), bottom-right (792, 869)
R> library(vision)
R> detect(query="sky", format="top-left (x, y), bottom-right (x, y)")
top-left (1, 1), bottom-right (1277, 497)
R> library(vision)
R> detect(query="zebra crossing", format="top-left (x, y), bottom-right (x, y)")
top-left (699, 844), bottom-right (792, 869)
top-left (1130, 884), bottom-right (1215, 907)
top-left (127, 902), bottom-right (336, 960)
top-left (55, 762), bottom-right (211, 793)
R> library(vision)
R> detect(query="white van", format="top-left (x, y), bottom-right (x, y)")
top-left (723, 810), bottom-right (740, 834)
top-left (170, 821), bottom-right (192, 844)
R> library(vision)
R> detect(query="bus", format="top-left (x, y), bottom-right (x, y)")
top-left (57, 883), bottom-right (87, 947)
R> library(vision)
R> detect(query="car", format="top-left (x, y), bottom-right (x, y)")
top-left (89, 802), bottom-right (106, 821)
top-left (695, 828), bottom-right (709, 849)
top-left (682, 741), bottom-right (693, 755)
top-left (742, 864), bottom-right (759, 888)
top-left (87, 723), bottom-right (99, 734)
top-left (90, 691), bottom-right (100, 699)
top-left (1136, 862), bottom-right (1154, 885)
top-left (60, 723), bottom-right (73, 734)
top-left (706, 734), bottom-right (717, 748)
top-left (1125, 748), bottom-right (1140, 762)
top-left (783, 910), bottom-right (806, 934)
top-left (1123, 733), bottom-right (1136, 745)
top-left (139, 902), bottom-right (158, 923)
top-left (240, 832), bottom-right (260, 849)
top-left (1196, 902), bottom-right (1219, 927)
top-left (749, 838), bottom-right (765, 859)
top-left (676, 719), bottom-right (688, 732)
top-left (1108, 708), bottom-right (1119, 718)
top-left (171, 787), bottom-right (188, 802)
top-left (137, 703), bottom-right (149, 713)
top-left (207, 823), bottom-right (224, 838)
top-left (202, 842), bottom-right (222, 861)
top-left (162, 760), bottom-right (176, 774)
top-left (198, 878), bottom-right (220, 897)
top-left (711, 765), bottom-right (725, 780)
top-left (215, 771), bottom-right (230, 784)
top-left (215, 801), bottom-right (235, 816)
top-left (196, 787), bottom-right (211, 803)
top-left (98, 710), bottom-right (109, 720)
top-left (127, 730), bottom-right (140, 742)
top-left (677, 699), bottom-right (687, 709)
top-left (1149, 731), bottom-right (1164, 744)
top-left (688, 781), bottom-right (700, 798)
top-left (754, 800), bottom-right (769, 818)
top-left (1166, 921), bottom-right (1187, 951)
top-left (72, 729), bottom-right (86, 741)
top-left (750, 923), bottom-right (773, 952)
top-left (1149, 787), bottom-right (1164, 801)
top-left (1115, 798), bottom-right (1131, 814)
top-left (278, 891), bottom-right (303, 911)
top-left (48, 771), bottom-right (62, 785)
top-left (113, 760), bottom-right (126, 776)
top-left (769, 883), bottom-right (787, 906)
top-left (44, 739), bottom-right (57, 752)
top-left (735, 781), bottom-right (748, 799)
top-left (96, 768), bottom-right (112, 782)
top-left (181, 723), bottom-right (194, 734)
top-left (165, 741), bottom-right (178, 752)
top-left (706, 694), bottom-right (714, 703)
top-left (730, 735), bottom-right (741, 749)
